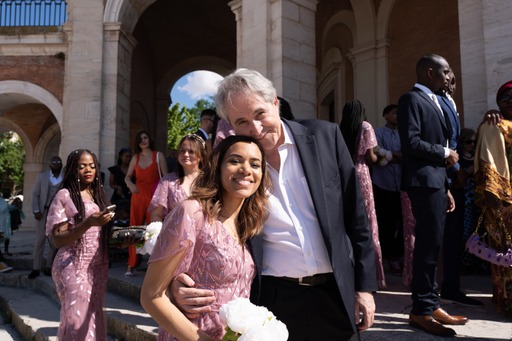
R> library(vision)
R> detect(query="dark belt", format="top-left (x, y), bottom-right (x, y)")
top-left (278, 273), bottom-right (334, 286)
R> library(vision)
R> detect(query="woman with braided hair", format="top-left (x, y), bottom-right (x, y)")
top-left (46, 149), bottom-right (115, 340)
top-left (340, 99), bottom-right (386, 289)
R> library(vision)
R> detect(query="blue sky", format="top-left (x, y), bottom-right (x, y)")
top-left (170, 71), bottom-right (223, 109)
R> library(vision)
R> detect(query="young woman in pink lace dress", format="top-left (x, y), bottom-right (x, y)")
top-left (340, 100), bottom-right (386, 289)
top-left (141, 136), bottom-right (270, 341)
top-left (149, 134), bottom-right (208, 223)
top-left (46, 149), bottom-right (115, 340)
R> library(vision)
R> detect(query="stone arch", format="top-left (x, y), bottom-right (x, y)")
top-left (317, 48), bottom-right (344, 123)
top-left (376, 0), bottom-right (396, 41)
top-left (104, 0), bottom-right (155, 33)
top-left (0, 80), bottom-right (63, 131)
top-left (349, 0), bottom-right (376, 44)
top-left (0, 118), bottom-right (34, 162)
top-left (33, 123), bottom-right (61, 164)
top-left (322, 11), bottom-right (356, 50)
top-left (157, 56), bottom-right (235, 100)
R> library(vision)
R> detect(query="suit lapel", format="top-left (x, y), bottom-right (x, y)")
top-left (284, 120), bottom-right (330, 233)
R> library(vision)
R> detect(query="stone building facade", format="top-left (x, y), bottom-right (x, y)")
top-left (0, 0), bottom-right (511, 228)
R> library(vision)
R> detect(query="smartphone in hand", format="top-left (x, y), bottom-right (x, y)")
top-left (106, 204), bottom-right (116, 213)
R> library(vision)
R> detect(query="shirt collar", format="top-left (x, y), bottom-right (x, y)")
top-left (414, 83), bottom-right (436, 97)
top-left (280, 121), bottom-right (294, 148)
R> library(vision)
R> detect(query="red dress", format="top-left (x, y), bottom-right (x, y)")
top-left (128, 151), bottom-right (160, 268)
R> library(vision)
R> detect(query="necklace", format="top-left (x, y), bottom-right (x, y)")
top-left (219, 214), bottom-right (239, 241)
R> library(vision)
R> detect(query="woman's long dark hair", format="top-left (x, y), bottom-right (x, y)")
top-left (133, 130), bottom-right (155, 154)
top-left (61, 149), bottom-right (112, 251)
top-left (190, 135), bottom-right (271, 244)
top-left (339, 100), bottom-right (367, 162)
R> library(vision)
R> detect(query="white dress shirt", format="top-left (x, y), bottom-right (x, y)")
top-left (261, 123), bottom-right (333, 277)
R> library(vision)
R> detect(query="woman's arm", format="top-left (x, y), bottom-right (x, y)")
top-left (158, 151), bottom-right (169, 176)
top-left (140, 252), bottom-right (216, 341)
top-left (50, 210), bottom-right (113, 248)
top-left (150, 205), bottom-right (165, 222)
top-left (125, 156), bottom-right (138, 194)
top-left (365, 148), bottom-right (378, 165)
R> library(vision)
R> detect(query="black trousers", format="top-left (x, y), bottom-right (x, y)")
top-left (259, 276), bottom-right (358, 341)
top-left (373, 185), bottom-right (404, 260)
top-left (408, 187), bottom-right (447, 315)
top-left (442, 187), bottom-right (466, 295)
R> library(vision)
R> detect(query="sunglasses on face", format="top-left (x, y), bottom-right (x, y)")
top-left (51, 160), bottom-right (62, 165)
top-left (498, 93), bottom-right (512, 102)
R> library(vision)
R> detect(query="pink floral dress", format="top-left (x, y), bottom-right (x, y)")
top-left (149, 172), bottom-right (188, 218)
top-left (150, 199), bottom-right (255, 340)
top-left (45, 189), bottom-right (108, 341)
top-left (354, 121), bottom-right (386, 289)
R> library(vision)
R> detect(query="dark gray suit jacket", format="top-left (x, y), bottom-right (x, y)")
top-left (250, 118), bottom-right (377, 331)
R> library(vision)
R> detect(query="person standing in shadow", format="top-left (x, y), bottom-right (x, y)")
top-left (29, 156), bottom-right (63, 279)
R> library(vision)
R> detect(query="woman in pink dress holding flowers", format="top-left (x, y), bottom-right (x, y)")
top-left (149, 134), bottom-right (208, 223)
top-left (141, 135), bottom-right (270, 341)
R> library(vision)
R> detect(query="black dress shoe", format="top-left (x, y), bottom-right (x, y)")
top-left (28, 270), bottom-right (40, 279)
top-left (409, 314), bottom-right (456, 337)
top-left (441, 291), bottom-right (483, 306)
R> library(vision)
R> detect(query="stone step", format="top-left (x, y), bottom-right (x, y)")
top-left (0, 270), bottom-right (158, 340)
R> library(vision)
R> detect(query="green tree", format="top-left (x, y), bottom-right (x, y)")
top-left (0, 132), bottom-right (25, 195)
top-left (167, 98), bottom-right (216, 150)
top-left (167, 103), bottom-right (199, 150)
top-left (188, 97), bottom-right (216, 120)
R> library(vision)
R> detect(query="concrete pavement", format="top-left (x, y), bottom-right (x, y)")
top-left (1, 229), bottom-right (511, 340)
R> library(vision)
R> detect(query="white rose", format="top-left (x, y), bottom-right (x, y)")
top-left (220, 298), bottom-right (272, 334)
top-left (239, 318), bottom-right (289, 341)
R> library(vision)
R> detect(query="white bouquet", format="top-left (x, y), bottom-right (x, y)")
top-left (219, 297), bottom-right (288, 341)
top-left (136, 221), bottom-right (162, 255)
top-left (374, 146), bottom-right (393, 166)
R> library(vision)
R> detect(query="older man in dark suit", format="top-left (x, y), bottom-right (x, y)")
top-left (398, 54), bottom-right (468, 337)
top-left (171, 68), bottom-right (377, 340)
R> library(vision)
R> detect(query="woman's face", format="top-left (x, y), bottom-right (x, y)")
top-left (463, 135), bottom-right (476, 154)
top-left (121, 152), bottom-right (131, 165)
top-left (220, 142), bottom-right (263, 202)
top-left (498, 89), bottom-right (512, 119)
top-left (178, 140), bottom-right (200, 171)
top-left (139, 133), bottom-right (150, 149)
top-left (78, 153), bottom-right (96, 186)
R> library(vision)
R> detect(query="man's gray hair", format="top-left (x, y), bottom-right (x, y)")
top-left (215, 68), bottom-right (277, 121)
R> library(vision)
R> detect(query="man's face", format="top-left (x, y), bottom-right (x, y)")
top-left (384, 107), bottom-right (398, 126)
top-left (225, 93), bottom-right (282, 154)
top-left (49, 157), bottom-right (62, 172)
top-left (430, 58), bottom-right (451, 92)
top-left (201, 115), bottom-right (215, 133)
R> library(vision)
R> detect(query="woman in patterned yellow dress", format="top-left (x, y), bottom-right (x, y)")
top-left (474, 80), bottom-right (512, 315)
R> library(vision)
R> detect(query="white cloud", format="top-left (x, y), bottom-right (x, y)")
top-left (177, 71), bottom-right (223, 100)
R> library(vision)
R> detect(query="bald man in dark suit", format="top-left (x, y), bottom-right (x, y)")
top-left (398, 54), bottom-right (468, 337)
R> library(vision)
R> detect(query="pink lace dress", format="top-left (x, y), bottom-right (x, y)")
top-left (354, 121), bottom-right (386, 289)
top-left (45, 189), bottom-right (108, 341)
top-left (149, 172), bottom-right (188, 218)
top-left (150, 199), bottom-right (255, 340)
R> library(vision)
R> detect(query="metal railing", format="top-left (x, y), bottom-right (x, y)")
top-left (0, 0), bottom-right (67, 27)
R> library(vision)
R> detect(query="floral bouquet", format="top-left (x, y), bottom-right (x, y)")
top-left (136, 221), bottom-right (162, 255)
top-left (374, 146), bottom-right (393, 166)
top-left (219, 297), bottom-right (288, 341)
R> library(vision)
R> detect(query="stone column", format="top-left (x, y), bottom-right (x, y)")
top-left (348, 41), bottom-right (380, 124)
top-left (102, 22), bottom-right (136, 174)
top-left (230, 0), bottom-right (317, 119)
top-left (458, 0), bottom-right (512, 129)
top-left (60, 0), bottom-right (105, 157)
